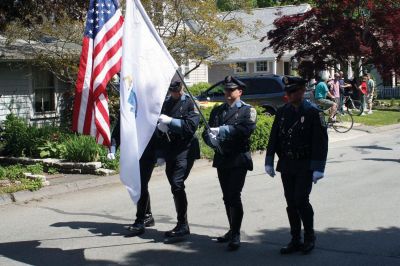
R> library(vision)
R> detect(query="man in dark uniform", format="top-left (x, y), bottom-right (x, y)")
top-left (108, 116), bottom-right (159, 236)
top-left (157, 81), bottom-right (200, 238)
top-left (202, 76), bottom-right (257, 250)
top-left (265, 76), bottom-right (328, 255)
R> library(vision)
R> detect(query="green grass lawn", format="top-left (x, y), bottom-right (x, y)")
top-left (353, 110), bottom-right (400, 126)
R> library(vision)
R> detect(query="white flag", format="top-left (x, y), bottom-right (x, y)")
top-left (120, 0), bottom-right (178, 203)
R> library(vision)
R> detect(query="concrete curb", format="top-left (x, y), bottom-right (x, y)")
top-left (0, 158), bottom-right (214, 206)
top-left (8, 175), bottom-right (120, 204)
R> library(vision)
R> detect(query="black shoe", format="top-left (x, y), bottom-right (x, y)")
top-left (302, 237), bottom-right (315, 254)
top-left (217, 230), bottom-right (232, 243)
top-left (144, 214), bottom-right (155, 227)
top-left (126, 222), bottom-right (145, 236)
top-left (227, 232), bottom-right (240, 250)
top-left (280, 240), bottom-right (303, 254)
top-left (164, 223), bottom-right (190, 238)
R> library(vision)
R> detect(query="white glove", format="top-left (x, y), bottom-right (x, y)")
top-left (156, 158), bottom-right (165, 166)
top-left (210, 127), bottom-right (220, 136)
top-left (158, 114), bottom-right (173, 124)
top-left (107, 146), bottom-right (116, 160)
top-left (208, 132), bottom-right (219, 147)
top-left (265, 165), bottom-right (275, 177)
top-left (312, 171), bottom-right (324, 184)
top-left (157, 122), bottom-right (169, 133)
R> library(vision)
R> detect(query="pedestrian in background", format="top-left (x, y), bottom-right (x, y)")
top-left (265, 76), bottom-right (328, 255)
top-left (366, 73), bottom-right (375, 114)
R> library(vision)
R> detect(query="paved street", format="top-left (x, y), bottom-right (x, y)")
top-left (0, 128), bottom-right (399, 266)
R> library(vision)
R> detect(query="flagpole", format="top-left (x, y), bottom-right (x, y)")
top-left (175, 70), bottom-right (224, 154)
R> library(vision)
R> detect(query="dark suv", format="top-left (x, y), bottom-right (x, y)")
top-left (197, 75), bottom-right (287, 115)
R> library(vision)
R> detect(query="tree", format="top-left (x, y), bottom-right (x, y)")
top-left (217, 0), bottom-right (257, 11)
top-left (257, 0), bottom-right (313, 8)
top-left (265, 0), bottom-right (400, 80)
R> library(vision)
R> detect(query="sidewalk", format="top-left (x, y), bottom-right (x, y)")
top-left (1, 123), bottom-right (399, 206)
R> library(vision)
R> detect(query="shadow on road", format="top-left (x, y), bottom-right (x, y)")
top-left (352, 145), bottom-right (393, 151)
top-left (363, 158), bottom-right (400, 163)
top-left (1, 224), bottom-right (400, 266)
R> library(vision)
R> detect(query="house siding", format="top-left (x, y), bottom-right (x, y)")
top-left (0, 63), bottom-right (32, 122)
top-left (183, 61), bottom-right (209, 86)
top-left (208, 60), bottom-right (287, 84)
top-left (0, 62), bottom-right (70, 126)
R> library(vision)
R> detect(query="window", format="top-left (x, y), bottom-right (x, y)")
top-left (284, 62), bottom-right (290, 75)
top-left (255, 61), bottom-right (268, 72)
top-left (234, 62), bottom-right (248, 74)
top-left (33, 71), bottom-right (55, 113)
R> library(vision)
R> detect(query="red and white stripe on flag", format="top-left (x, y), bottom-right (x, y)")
top-left (72, 0), bottom-right (124, 146)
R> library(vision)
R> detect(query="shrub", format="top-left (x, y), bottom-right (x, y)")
top-left (0, 166), bottom-right (5, 180)
top-left (188, 82), bottom-right (211, 96)
top-left (2, 164), bottom-right (26, 181)
top-left (63, 135), bottom-right (101, 162)
top-left (37, 141), bottom-right (67, 158)
top-left (250, 114), bottom-right (274, 152)
top-left (26, 163), bottom-right (44, 175)
top-left (99, 146), bottom-right (120, 171)
top-left (2, 114), bottom-right (29, 157)
top-left (2, 114), bottom-right (71, 158)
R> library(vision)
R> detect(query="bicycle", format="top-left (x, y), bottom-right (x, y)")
top-left (341, 94), bottom-right (364, 116)
top-left (323, 106), bottom-right (354, 133)
top-left (305, 87), bottom-right (353, 133)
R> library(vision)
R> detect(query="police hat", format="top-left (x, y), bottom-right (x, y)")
top-left (169, 81), bottom-right (182, 92)
top-left (282, 76), bottom-right (307, 92)
top-left (223, 76), bottom-right (247, 90)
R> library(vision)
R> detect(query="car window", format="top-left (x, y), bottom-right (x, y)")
top-left (206, 85), bottom-right (224, 97)
top-left (239, 78), bottom-right (283, 95)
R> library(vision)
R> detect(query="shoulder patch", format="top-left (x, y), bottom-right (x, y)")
top-left (250, 107), bottom-right (257, 123)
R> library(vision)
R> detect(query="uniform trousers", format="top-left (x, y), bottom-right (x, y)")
top-left (281, 170), bottom-right (314, 240)
top-left (135, 158), bottom-right (155, 223)
top-left (217, 167), bottom-right (247, 234)
top-left (165, 157), bottom-right (195, 224)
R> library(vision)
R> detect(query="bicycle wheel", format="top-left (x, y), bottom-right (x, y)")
top-left (347, 99), bottom-right (364, 116)
top-left (332, 110), bottom-right (353, 133)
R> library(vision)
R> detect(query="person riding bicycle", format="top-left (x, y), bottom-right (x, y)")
top-left (314, 75), bottom-right (337, 121)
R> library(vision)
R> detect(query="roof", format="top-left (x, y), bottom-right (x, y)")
top-left (219, 4), bottom-right (311, 63)
top-left (0, 35), bottom-right (81, 61)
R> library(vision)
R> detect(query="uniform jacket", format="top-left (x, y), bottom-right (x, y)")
top-left (203, 100), bottom-right (257, 170)
top-left (158, 94), bottom-right (200, 160)
top-left (265, 100), bottom-right (328, 174)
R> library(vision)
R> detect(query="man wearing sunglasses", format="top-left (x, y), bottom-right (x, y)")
top-left (203, 76), bottom-right (257, 250)
top-left (265, 76), bottom-right (328, 255)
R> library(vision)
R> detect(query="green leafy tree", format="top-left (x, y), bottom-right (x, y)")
top-left (217, 0), bottom-right (257, 11)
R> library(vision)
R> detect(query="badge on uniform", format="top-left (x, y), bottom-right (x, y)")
top-left (250, 108), bottom-right (257, 122)
top-left (319, 112), bottom-right (327, 127)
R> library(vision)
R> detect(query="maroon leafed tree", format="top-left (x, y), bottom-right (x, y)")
top-left (264, 0), bottom-right (400, 80)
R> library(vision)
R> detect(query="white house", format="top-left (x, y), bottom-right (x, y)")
top-left (0, 36), bottom-right (72, 126)
top-left (208, 4), bottom-right (311, 84)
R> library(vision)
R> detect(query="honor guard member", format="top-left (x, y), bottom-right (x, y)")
top-left (202, 76), bottom-right (257, 250)
top-left (157, 81), bottom-right (200, 238)
top-left (265, 76), bottom-right (328, 255)
top-left (108, 116), bottom-right (159, 236)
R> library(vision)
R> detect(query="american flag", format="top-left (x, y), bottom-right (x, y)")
top-left (72, 0), bottom-right (123, 146)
